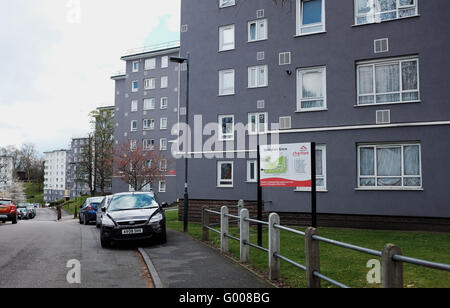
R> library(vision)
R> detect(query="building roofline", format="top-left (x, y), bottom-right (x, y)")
top-left (120, 44), bottom-right (180, 61)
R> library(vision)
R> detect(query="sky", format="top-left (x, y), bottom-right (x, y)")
top-left (0, 0), bottom-right (180, 154)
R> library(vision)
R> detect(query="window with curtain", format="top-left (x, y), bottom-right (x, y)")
top-left (355, 0), bottom-right (418, 25)
top-left (297, 66), bottom-right (327, 111)
top-left (218, 161), bottom-right (233, 187)
top-left (144, 98), bottom-right (156, 110)
top-left (219, 69), bottom-right (235, 95)
top-left (219, 25), bottom-right (235, 51)
top-left (248, 112), bottom-right (268, 135)
top-left (248, 19), bottom-right (268, 42)
top-left (219, 115), bottom-right (234, 141)
top-left (248, 65), bottom-right (268, 88)
top-left (358, 143), bottom-right (422, 188)
top-left (357, 57), bottom-right (419, 105)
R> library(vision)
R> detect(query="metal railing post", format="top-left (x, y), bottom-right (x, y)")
top-left (382, 244), bottom-right (403, 288)
top-left (221, 206), bottom-right (229, 253)
top-left (268, 213), bottom-right (281, 281)
top-left (240, 208), bottom-right (250, 263)
top-left (306, 227), bottom-right (321, 288)
top-left (202, 208), bottom-right (209, 242)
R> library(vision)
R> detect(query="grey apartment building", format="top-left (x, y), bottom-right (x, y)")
top-left (177, 0), bottom-right (450, 230)
top-left (44, 149), bottom-right (69, 202)
top-left (66, 138), bottom-right (90, 198)
top-left (111, 43), bottom-right (180, 205)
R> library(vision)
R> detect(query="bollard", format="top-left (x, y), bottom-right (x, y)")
top-left (202, 208), bottom-right (210, 242)
top-left (382, 244), bottom-right (403, 288)
top-left (268, 213), bottom-right (280, 281)
top-left (305, 227), bottom-right (320, 288)
top-left (240, 208), bottom-right (250, 263)
top-left (221, 206), bottom-right (229, 253)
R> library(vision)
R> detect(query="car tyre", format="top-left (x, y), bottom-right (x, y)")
top-left (159, 230), bottom-right (167, 244)
top-left (100, 236), bottom-right (111, 248)
top-left (12, 215), bottom-right (18, 225)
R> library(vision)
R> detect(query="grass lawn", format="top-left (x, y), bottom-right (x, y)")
top-left (61, 196), bottom-right (89, 216)
top-left (165, 210), bottom-right (450, 288)
top-left (23, 182), bottom-right (44, 204)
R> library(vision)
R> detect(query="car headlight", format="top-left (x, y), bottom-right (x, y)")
top-left (149, 213), bottom-right (163, 223)
top-left (102, 216), bottom-right (115, 227)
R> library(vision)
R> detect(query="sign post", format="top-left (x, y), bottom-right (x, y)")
top-left (259, 142), bottom-right (317, 228)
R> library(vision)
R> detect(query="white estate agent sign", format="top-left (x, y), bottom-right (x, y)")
top-left (260, 143), bottom-right (312, 188)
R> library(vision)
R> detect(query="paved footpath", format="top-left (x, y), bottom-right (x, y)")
top-left (143, 230), bottom-right (273, 288)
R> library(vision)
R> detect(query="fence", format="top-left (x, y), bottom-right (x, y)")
top-left (202, 206), bottom-right (450, 288)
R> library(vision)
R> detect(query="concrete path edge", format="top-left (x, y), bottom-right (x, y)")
top-left (138, 247), bottom-right (164, 288)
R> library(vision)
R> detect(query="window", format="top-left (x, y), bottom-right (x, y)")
top-left (248, 112), bottom-right (268, 134)
top-left (219, 0), bottom-right (235, 8)
top-left (160, 97), bottom-right (168, 109)
top-left (161, 56), bottom-right (169, 68)
top-left (143, 139), bottom-right (155, 150)
top-left (248, 19), bottom-right (268, 42)
top-left (296, 145), bottom-right (327, 191)
top-left (355, 0), bottom-right (418, 25)
top-left (130, 140), bottom-right (137, 151)
top-left (217, 161), bottom-right (233, 187)
top-left (143, 119), bottom-right (155, 130)
top-left (145, 58), bottom-right (156, 70)
top-left (144, 98), bottom-right (156, 110)
top-left (247, 160), bottom-right (257, 182)
top-left (219, 69), bottom-right (235, 95)
top-left (132, 61), bottom-right (139, 72)
top-left (279, 116), bottom-right (292, 130)
top-left (132, 81), bottom-right (139, 92)
top-left (297, 66), bottom-right (327, 111)
top-left (160, 118), bottom-right (168, 130)
top-left (219, 25), bottom-right (235, 51)
top-left (357, 57), bottom-right (420, 106)
top-left (131, 120), bottom-right (138, 131)
top-left (159, 181), bottom-right (167, 193)
top-left (219, 115), bottom-right (234, 141)
top-left (358, 143), bottom-right (422, 189)
top-left (160, 138), bottom-right (168, 151)
top-left (160, 160), bottom-right (167, 171)
top-left (161, 76), bottom-right (168, 88)
top-left (248, 65), bottom-right (268, 88)
top-left (144, 78), bottom-right (156, 90)
top-left (279, 52), bottom-right (292, 65)
top-left (131, 100), bottom-right (138, 112)
top-left (297, 0), bottom-right (325, 35)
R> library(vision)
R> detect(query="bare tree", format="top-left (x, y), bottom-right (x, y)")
top-left (19, 143), bottom-right (38, 182)
top-left (114, 140), bottom-right (171, 192)
top-left (77, 135), bottom-right (96, 196)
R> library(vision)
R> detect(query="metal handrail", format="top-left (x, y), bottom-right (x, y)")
top-left (312, 235), bottom-right (382, 257)
top-left (274, 224), bottom-right (306, 237)
top-left (392, 255), bottom-right (450, 271)
top-left (225, 213), bottom-right (240, 220)
top-left (246, 241), bottom-right (269, 253)
top-left (244, 217), bottom-right (269, 226)
top-left (205, 209), bottom-right (221, 215)
top-left (274, 252), bottom-right (307, 271)
top-left (225, 233), bottom-right (240, 242)
top-left (204, 225), bottom-right (220, 234)
top-left (313, 271), bottom-right (350, 289)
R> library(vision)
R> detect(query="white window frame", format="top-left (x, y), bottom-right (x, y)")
top-left (296, 66), bottom-right (327, 112)
top-left (296, 0), bottom-right (326, 36)
top-left (130, 140), bottom-right (137, 151)
top-left (217, 161), bottom-right (234, 188)
top-left (132, 61), bottom-right (139, 73)
top-left (143, 119), bottom-right (155, 131)
top-left (160, 160), bottom-right (167, 171)
top-left (247, 160), bottom-right (257, 182)
top-left (159, 181), bottom-right (167, 193)
top-left (160, 97), bottom-right (168, 109)
top-left (161, 76), bottom-right (168, 89)
top-left (218, 115), bottom-right (235, 141)
top-left (130, 120), bottom-right (138, 132)
top-left (354, 0), bottom-right (419, 26)
top-left (144, 78), bottom-right (156, 90)
top-left (248, 19), bottom-right (268, 42)
top-left (131, 100), bottom-right (138, 112)
top-left (356, 56), bottom-right (420, 106)
top-left (143, 98), bottom-right (156, 110)
top-left (143, 139), bottom-right (155, 150)
top-left (248, 112), bottom-right (268, 135)
top-left (132, 80), bottom-right (139, 92)
top-left (357, 143), bottom-right (422, 190)
top-left (160, 138), bottom-right (168, 151)
top-left (219, 0), bottom-right (235, 8)
top-left (145, 58), bottom-right (156, 70)
top-left (160, 118), bottom-right (168, 130)
top-left (161, 56), bottom-right (169, 68)
top-left (295, 145), bottom-right (327, 192)
top-left (248, 65), bottom-right (268, 88)
top-left (219, 24), bottom-right (235, 52)
top-left (219, 69), bottom-right (235, 96)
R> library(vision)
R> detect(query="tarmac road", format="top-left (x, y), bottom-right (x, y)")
top-left (0, 208), bottom-right (150, 288)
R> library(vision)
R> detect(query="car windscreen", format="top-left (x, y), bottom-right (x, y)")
top-left (0, 201), bottom-right (11, 205)
top-left (108, 194), bottom-right (159, 212)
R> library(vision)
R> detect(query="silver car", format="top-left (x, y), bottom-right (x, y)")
top-left (96, 195), bottom-right (114, 228)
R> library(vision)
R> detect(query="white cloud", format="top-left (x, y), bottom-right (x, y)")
top-left (0, 0), bottom-right (180, 153)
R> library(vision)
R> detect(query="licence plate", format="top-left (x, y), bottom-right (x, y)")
top-left (122, 228), bottom-right (144, 235)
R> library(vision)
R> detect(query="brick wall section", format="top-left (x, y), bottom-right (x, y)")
top-left (177, 199), bottom-right (450, 232)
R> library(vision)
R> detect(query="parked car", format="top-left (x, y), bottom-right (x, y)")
top-left (100, 192), bottom-right (167, 248)
top-left (0, 199), bottom-right (18, 224)
top-left (79, 197), bottom-right (105, 225)
top-left (96, 195), bottom-right (114, 229)
top-left (17, 204), bottom-right (32, 220)
top-left (27, 205), bottom-right (36, 219)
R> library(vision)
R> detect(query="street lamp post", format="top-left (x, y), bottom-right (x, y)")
top-left (170, 54), bottom-right (190, 233)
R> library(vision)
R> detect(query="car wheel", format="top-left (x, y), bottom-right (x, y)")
top-left (100, 237), bottom-right (111, 248)
top-left (96, 221), bottom-right (100, 228)
top-left (159, 230), bottom-right (167, 244)
top-left (79, 214), bottom-right (83, 224)
top-left (83, 215), bottom-right (88, 225)
top-left (12, 215), bottom-right (17, 225)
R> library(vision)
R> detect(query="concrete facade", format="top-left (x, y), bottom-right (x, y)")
top-left (111, 44), bottom-right (180, 205)
top-left (0, 156), bottom-right (14, 192)
top-left (177, 0), bottom-right (450, 222)
top-left (66, 138), bottom-right (90, 198)
top-left (44, 150), bottom-right (69, 202)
